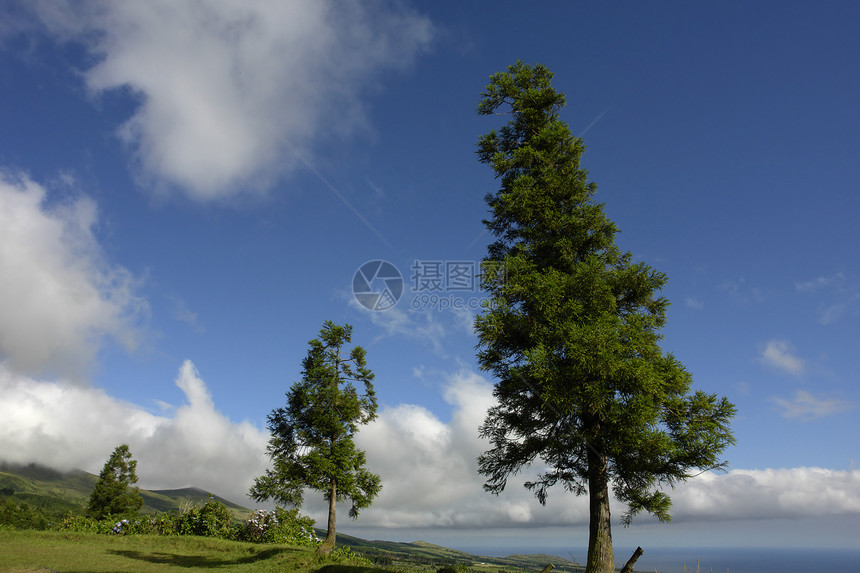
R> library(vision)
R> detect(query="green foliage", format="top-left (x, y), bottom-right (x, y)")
top-left (55, 513), bottom-right (114, 534)
top-left (319, 546), bottom-right (373, 567)
top-left (87, 444), bottom-right (144, 519)
top-left (437, 564), bottom-right (471, 573)
top-left (474, 62), bottom-right (736, 571)
top-left (240, 508), bottom-right (320, 546)
top-left (250, 321), bottom-right (381, 551)
top-left (0, 498), bottom-right (50, 530)
top-left (173, 496), bottom-right (236, 538)
top-left (50, 498), bottom-right (322, 548)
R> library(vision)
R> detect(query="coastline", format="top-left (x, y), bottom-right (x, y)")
top-left (453, 545), bottom-right (860, 573)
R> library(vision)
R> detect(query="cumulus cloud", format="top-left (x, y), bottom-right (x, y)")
top-left (3, 359), bottom-right (859, 527)
top-left (760, 339), bottom-right (805, 376)
top-left (0, 360), bottom-right (268, 505)
top-left (346, 369), bottom-right (860, 530)
top-left (350, 369), bottom-right (586, 529)
top-left (0, 171), bottom-right (144, 380)
top-left (772, 390), bottom-right (853, 421)
top-left (27, 0), bottom-right (433, 201)
top-left (668, 467), bottom-right (860, 521)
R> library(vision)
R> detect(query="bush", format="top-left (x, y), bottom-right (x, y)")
top-left (55, 514), bottom-right (113, 534)
top-left (50, 499), bottom-right (320, 547)
top-left (239, 508), bottom-right (320, 546)
top-left (174, 497), bottom-right (235, 538)
top-left (322, 546), bottom-right (372, 567)
top-left (0, 498), bottom-right (50, 530)
top-left (135, 513), bottom-right (181, 536)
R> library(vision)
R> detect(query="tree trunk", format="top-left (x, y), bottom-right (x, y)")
top-left (620, 546), bottom-right (644, 573)
top-left (585, 448), bottom-right (614, 573)
top-left (317, 478), bottom-right (337, 555)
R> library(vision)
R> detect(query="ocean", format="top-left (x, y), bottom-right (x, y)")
top-left (459, 546), bottom-right (860, 573)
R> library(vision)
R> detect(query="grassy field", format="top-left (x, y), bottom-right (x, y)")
top-left (0, 529), bottom-right (583, 573)
top-left (0, 530), bottom-right (390, 573)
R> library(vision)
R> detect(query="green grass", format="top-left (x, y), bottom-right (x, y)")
top-left (0, 530), bottom-right (389, 573)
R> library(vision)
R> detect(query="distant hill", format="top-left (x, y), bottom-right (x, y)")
top-left (336, 531), bottom-right (585, 572)
top-left (0, 461), bottom-right (250, 519)
top-left (1, 462), bottom-right (583, 571)
top-left (143, 487), bottom-right (249, 516)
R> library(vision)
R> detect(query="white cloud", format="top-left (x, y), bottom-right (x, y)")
top-left (451, 306), bottom-right (477, 335)
top-left (347, 369), bottom-right (587, 529)
top-left (28, 0), bottom-right (433, 201)
top-left (3, 360), bottom-right (859, 529)
top-left (684, 296), bottom-right (704, 310)
top-left (772, 390), bottom-right (853, 421)
top-left (760, 339), bottom-right (805, 376)
top-left (0, 360), bottom-right (268, 505)
top-left (796, 271), bottom-right (859, 325)
top-left (719, 277), bottom-right (763, 303)
top-left (362, 303), bottom-right (448, 355)
top-left (667, 467), bottom-right (860, 521)
top-left (0, 171), bottom-right (145, 380)
top-left (167, 294), bottom-right (204, 333)
top-left (347, 370), bottom-right (860, 530)
top-left (795, 272), bottom-right (846, 293)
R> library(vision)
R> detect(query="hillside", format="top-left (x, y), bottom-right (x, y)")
top-left (336, 532), bottom-right (584, 572)
top-left (0, 461), bottom-right (250, 518)
top-left (1, 462), bottom-right (584, 571)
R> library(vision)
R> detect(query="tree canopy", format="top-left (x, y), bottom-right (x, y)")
top-left (474, 61), bottom-right (736, 573)
top-left (87, 443), bottom-right (143, 519)
top-left (250, 320), bottom-right (381, 554)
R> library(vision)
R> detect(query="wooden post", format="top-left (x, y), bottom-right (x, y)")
top-left (619, 546), bottom-right (644, 573)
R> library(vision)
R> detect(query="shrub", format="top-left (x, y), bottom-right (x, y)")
top-left (322, 546), bottom-right (372, 567)
top-left (55, 514), bottom-right (113, 534)
top-left (239, 508), bottom-right (320, 546)
top-left (174, 497), bottom-right (235, 538)
top-left (0, 499), bottom-right (49, 530)
top-left (136, 513), bottom-right (181, 536)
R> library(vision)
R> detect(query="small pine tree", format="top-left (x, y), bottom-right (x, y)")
top-left (87, 443), bottom-right (143, 519)
top-left (250, 321), bottom-right (381, 555)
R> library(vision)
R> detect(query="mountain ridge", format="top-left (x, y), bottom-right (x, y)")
top-left (0, 461), bottom-right (249, 516)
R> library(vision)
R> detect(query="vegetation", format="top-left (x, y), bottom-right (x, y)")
top-left (88, 444), bottom-right (144, 519)
top-left (0, 528), bottom-right (579, 573)
top-left (0, 461), bottom-right (250, 530)
top-left (474, 61), bottom-right (736, 573)
top-left (0, 463), bottom-right (581, 572)
top-left (0, 529), bottom-right (379, 573)
top-left (250, 321), bottom-right (382, 555)
top-left (52, 497), bottom-right (319, 545)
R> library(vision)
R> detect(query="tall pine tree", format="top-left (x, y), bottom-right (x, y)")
top-left (474, 61), bottom-right (736, 573)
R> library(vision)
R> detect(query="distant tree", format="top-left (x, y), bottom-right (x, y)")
top-left (474, 61), bottom-right (736, 573)
top-left (250, 321), bottom-right (381, 555)
top-left (87, 443), bottom-right (143, 519)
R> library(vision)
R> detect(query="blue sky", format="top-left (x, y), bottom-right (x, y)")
top-left (1, 0), bottom-right (858, 553)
